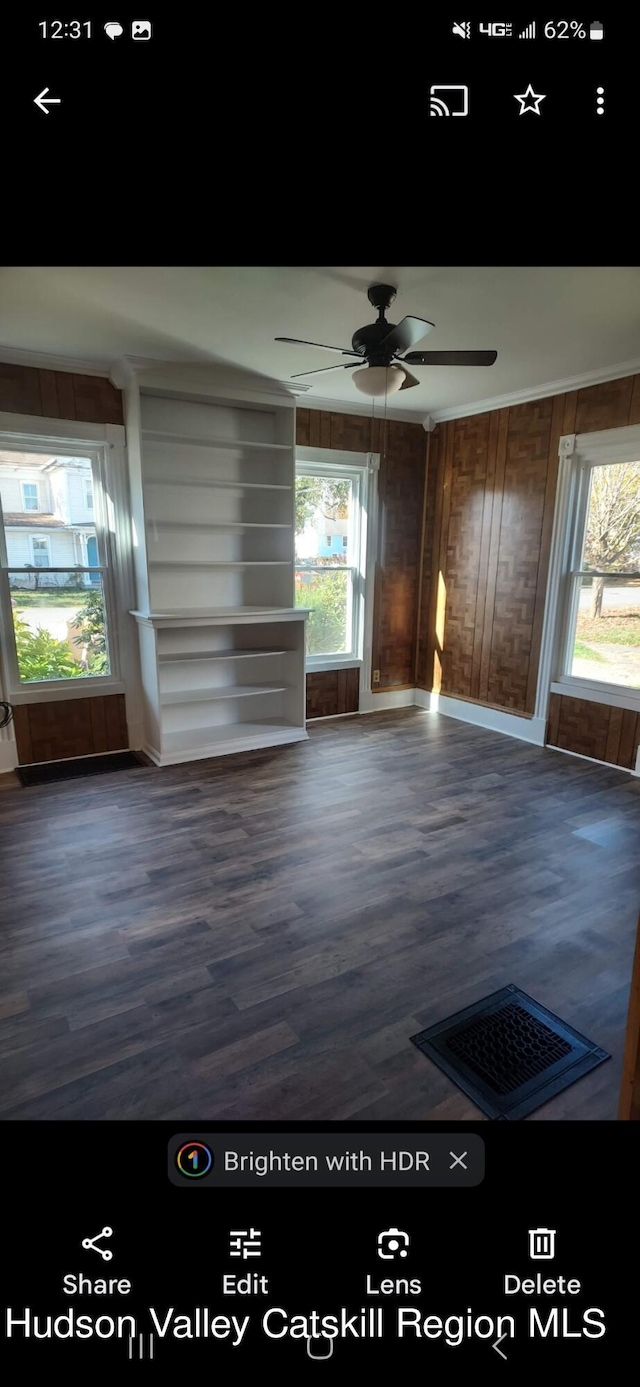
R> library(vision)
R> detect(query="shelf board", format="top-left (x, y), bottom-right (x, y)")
top-left (161, 684), bottom-right (289, 706)
top-left (143, 431), bottom-right (293, 453)
top-left (163, 718), bottom-right (302, 750)
top-left (145, 477), bottom-right (292, 490)
top-left (147, 521), bottom-right (292, 531)
top-left (149, 559), bottom-right (292, 568)
top-left (131, 607), bottom-right (308, 624)
top-left (159, 648), bottom-right (289, 663)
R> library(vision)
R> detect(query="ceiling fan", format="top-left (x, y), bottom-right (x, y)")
top-left (275, 283), bottom-right (497, 396)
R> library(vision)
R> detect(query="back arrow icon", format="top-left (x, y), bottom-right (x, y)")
top-left (34, 88), bottom-right (61, 114)
top-left (493, 1333), bottom-right (508, 1360)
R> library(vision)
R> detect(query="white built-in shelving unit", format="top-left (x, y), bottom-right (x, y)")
top-left (115, 363), bottom-right (308, 765)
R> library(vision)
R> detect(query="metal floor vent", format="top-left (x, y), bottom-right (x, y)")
top-left (411, 984), bottom-right (610, 1120)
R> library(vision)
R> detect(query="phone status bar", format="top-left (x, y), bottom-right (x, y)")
top-left (449, 19), bottom-right (604, 41)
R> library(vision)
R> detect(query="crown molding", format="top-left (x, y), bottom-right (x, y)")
top-left (5, 346), bottom-right (637, 428)
top-left (110, 356), bottom-right (299, 409)
top-left (429, 357), bottom-right (640, 423)
top-left (0, 345), bottom-right (113, 377)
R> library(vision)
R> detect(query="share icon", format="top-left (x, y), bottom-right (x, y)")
top-left (81, 1226), bottom-right (114, 1261)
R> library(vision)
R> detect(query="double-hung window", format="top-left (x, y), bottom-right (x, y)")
top-left (0, 452), bottom-right (113, 685)
top-left (21, 482), bottom-right (39, 511)
top-left (295, 455), bottom-right (372, 668)
top-left (30, 536), bottom-right (51, 569)
top-left (553, 442), bottom-right (640, 697)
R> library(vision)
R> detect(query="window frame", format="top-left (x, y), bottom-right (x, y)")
top-left (0, 416), bottom-right (134, 706)
top-left (29, 534), bottom-right (52, 568)
top-left (295, 448), bottom-right (379, 677)
top-left (84, 476), bottom-right (94, 510)
top-left (536, 423), bottom-right (640, 719)
top-left (21, 481), bottom-right (39, 512)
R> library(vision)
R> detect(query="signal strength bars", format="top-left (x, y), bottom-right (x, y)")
top-left (518, 20), bottom-right (536, 39)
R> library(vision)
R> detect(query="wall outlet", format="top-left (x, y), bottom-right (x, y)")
top-left (373, 669), bottom-right (380, 684)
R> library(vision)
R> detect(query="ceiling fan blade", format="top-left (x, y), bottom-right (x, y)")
top-left (290, 362), bottom-right (361, 378)
top-left (378, 315), bottom-right (435, 355)
top-left (275, 337), bottom-right (361, 357)
top-left (402, 350), bottom-right (498, 366)
top-left (398, 368), bottom-right (420, 390)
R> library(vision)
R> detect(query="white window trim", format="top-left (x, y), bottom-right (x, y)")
top-left (0, 414), bottom-right (138, 710)
top-left (21, 481), bottom-right (39, 512)
top-left (29, 534), bottom-right (51, 567)
top-left (85, 477), bottom-right (94, 509)
top-left (535, 424), bottom-right (640, 720)
top-left (295, 447), bottom-right (379, 686)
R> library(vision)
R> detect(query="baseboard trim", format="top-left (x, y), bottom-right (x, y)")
top-left (307, 712), bottom-right (359, 723)
top-left (546, 742), bottom-right (639, 777)
top-left (414, 689), bottom-right (547, 745)
top-left (0, 738), bottom-right (18, 772)
top-left (359, 689), bottom-right (420, 713)
top-left (152, 727), bottom-right (309, 766)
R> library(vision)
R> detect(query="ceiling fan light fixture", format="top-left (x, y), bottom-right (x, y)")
top-left (352, 365), bottom-right (406, 397)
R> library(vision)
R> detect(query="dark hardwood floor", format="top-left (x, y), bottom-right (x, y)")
top-left (1, 709), bottom-right (639, 1122)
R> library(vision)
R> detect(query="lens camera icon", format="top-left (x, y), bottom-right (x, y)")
top-left (377, 1227), bottom-right (410, 1259)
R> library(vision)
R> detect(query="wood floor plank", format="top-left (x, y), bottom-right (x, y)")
top-left (1, 709), bottom-right (639, 1120)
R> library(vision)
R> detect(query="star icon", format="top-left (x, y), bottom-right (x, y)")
top-left (514, 83), bottom-right (546, 115)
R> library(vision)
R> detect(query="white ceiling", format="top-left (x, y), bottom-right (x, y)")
top-left (1, 265), bottom-right (640, 417)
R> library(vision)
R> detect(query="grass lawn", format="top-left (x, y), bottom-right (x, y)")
top-left (11, 589), bottom-right (87, 607)
top-left (573, 640), bottom-right (607, 662)
top-left (576, 608), bottom-right (640, 647)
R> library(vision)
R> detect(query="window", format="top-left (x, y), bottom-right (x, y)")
top-left (21, 482), bottom-right (39, 511)
top-left (559, 456), bottom-right (640, 694)
top-left (1, 451), bottom-right (112, 685)
top-left (30, 536), bottom-right (51, 568)
top-left (85, 478), bottom-right (94, 509)
top-left (295, 459), bottom-right (369, 665)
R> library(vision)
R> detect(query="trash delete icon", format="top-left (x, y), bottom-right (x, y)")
top-left (528, 1228), bottom-right (556, 1260)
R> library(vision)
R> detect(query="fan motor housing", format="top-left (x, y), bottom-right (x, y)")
top-left (351, 320), bottom-right (398, 363)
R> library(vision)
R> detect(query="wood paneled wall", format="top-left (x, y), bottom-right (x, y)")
top-left (0, 362), bottom-right (124, 425)
top-left (296, 409), bottom-right (427, 698)
top-left (306, 668), bottom-right (359, 719)
top-left (12, 695), bottom-right (129, 765)
top-left (416, 374), bottom-right (640, 734)
top-left (547, 693), bottom-right (640, 771)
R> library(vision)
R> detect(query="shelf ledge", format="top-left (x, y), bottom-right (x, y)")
top-left (161, 684), bottom-right (290, 706)
top-left (143, 431), bottom-right (293, 453)
top-left (148, 559), bottom-right (292, 568)
top-left (145, 477), bottom-right (292, 491)
top-left (130, 607), bottom-right (309, 626)
top-left (158, 648), bottom-right (289, 663)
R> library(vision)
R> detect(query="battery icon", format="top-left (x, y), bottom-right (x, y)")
top-left (589, 20), bottom-right (604, 39)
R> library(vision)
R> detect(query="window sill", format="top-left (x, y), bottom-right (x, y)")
top-left (306, 657), bottom-right (363, 674)
top-left (551, 679), bottom-right (640, 714)
top-left (9, 679), bottom-right (126, 705)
